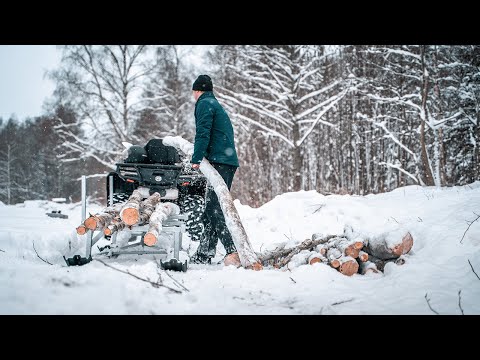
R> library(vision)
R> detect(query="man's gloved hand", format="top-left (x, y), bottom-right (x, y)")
top-left (192, 163), bottom-right (200, 170)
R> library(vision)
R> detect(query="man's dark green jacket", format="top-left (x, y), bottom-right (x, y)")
top-left (191, 91), bottom-right (239, 167)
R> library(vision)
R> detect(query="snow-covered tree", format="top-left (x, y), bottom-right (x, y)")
top-left (215, 45), bottom-right (350, 192)
top-left (49, 45), bottom-right (154, 169)
top-left (134, 45), bottom-right (196, 143)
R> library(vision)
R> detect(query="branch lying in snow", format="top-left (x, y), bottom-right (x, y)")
top-left (332, 298), bottom-right (354, 306)
top-left (259, 234), bottom-right (338, 264)
top-left (458, 290), bottom-right (464, 315)
top-left (424, 293), bottom-right (440, 315)
top-left (468, 259), bottom-right (480, 281)
top-left (460, 212), bottom-right (480, 244)
top-left (32, 240), bottom-right (53, 265)
top-left (94, 259), bottom-right (182, 293)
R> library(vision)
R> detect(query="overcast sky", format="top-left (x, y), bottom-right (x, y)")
top-left (0, 45), bottom-right (61, 121)
top-left (0, 45), bottom-right (214, 122)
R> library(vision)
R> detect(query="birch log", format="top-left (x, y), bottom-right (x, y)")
top-left (104, 216), bottom-right (127, 236)
top-left (358, 250), bottom-right (369, 262)
top-left (137, 192), bottom-right (162, 225)
top-left (143, 202), bottom-right (180, 246)
top-left (308, 252), bottom-right (328, 265)
top-left (120, 189), bottom-right (144, 226)
top-left (164, 135), bottom-right (262, 270)
top-left (364, 231), bottom-right (414, 260)
top-left (359, 261), bottom-right (380, 275)
top-left (338, 256), bottom-right (359, 276)
top-left (84, 212), bottom-right (117, 231)
top-left (76, 225), bottom-right (87, 235)
top-left (83, 203), bottom-right (123, 231)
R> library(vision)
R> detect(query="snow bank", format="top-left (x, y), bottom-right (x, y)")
top-left (1, 182), bottom-right (480, 314)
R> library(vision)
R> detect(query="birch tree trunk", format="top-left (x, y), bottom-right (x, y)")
top-left (164, 136), bottom-right (262, 270)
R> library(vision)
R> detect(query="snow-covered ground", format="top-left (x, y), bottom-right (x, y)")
top-left (1, 183), bottom-right (480, 314)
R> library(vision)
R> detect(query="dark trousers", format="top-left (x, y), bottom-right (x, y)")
top-left (195, 163), bottom-right (237, 259)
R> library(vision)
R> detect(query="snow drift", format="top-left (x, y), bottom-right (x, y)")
top-left (1, 183), bottom-right (480, 314)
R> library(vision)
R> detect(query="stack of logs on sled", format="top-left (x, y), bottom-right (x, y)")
top-left (75, 189), bottom-right (180, 247)
top-left (259, 225), bottom-right (414, 276)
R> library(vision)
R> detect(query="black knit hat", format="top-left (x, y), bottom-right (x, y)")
top-left (192, 74), bottom-right (213, 91)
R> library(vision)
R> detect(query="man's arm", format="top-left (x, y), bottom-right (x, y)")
top-left (191, 101), bottom-right (214, 165)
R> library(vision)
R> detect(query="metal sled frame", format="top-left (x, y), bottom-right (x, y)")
top-left (81, 175), bottom-right (186, 261)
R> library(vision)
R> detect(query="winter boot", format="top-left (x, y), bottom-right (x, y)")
top-left (190, 252), bottom-right (212, 265)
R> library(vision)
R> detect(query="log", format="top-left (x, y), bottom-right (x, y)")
top-left (327, 248), bottom-right (342, 268)
top-left (275, 236), bottom-right (340, 268)
top-left (143, 202), bottom-right (180, 246)
top-left (308, 252), bottom-right (328, 265)
top-left (76, 225), bottom-right (87, 235)
top-left (84, 212), bottom-right (117, 231)
top-left (261, 234), bottom-right (339, 265)
top-left (338, 256), bottom-right (359, 276)
top-left (120, 189), bottom-right (144, 226)
top-left (312, 233), bottom-right (331, 244)
top-left (315, 245), bottom-right (328, 256)
top-left (164, 136), bottom-right (262, 270)
top-left (359, 260), bottom-right (380, 275)
top-left (104, 217), bottom-right (127, 236)
top-left (353, 241), bottom-right (364, 250)
top-left (400, 232), bottom-right (414, 255)
top-left (83, 203), bottom-right (124, 231)
top-left (137, 192), bottom-right (162, 225)
top-left (367, 254), bottom-right (386, 272)
top-left (358, 250), bottom-right (369, 262)
top-left (364, 231), bottom-right (414, 260)
top-left (336, 239), bottom-right (360, 259)
top-left (343, 225), bottom-right (365, 250)
top-left (285, 250), bottom-right (311, 269)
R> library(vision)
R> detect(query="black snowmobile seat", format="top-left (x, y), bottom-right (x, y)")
top-left (144, 139), bottom-right (180, 165)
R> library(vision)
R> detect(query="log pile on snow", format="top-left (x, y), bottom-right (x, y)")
top-left (75, 191), bottom-right (179, 247)
top-left (259, 225), bottom-right (414, 276)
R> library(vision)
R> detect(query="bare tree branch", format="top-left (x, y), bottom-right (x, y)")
top-left (425, 293), bottom-right (440, 315)
top-left (460, 212), bottom-right (480, 244)
top-left (32, 240), bottom-right (53, 265)
top-left (95, 259), bottom-right (182, 293)
top-left (468, 259), bottom-right (480, 281)
top-left (332, 298), bottom-right (354, 306)
top-left (260, 234), bottom-right (338, 266)
top-left (458, 290), bottom-right (464, 315)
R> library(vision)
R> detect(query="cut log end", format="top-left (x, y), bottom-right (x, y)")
top-left (246, 262), bottom-right (263, 271)
top-left (339, 259), bottom-right (359, 276)
top-left (104, 228), bottom-right (113, 236)
top-left (84, 217), bottom-right (97, 230)
top-left (309, 257), bottom-right (322, 265)
top-left (345, 245), bottom-right (360, 258)
top-left (122, 208), bottom-right (139, 226)
top-left (143, 233), bottom-right (157, 247)
top-left (401, 232), bottom-right (413, 254)
top-left (358, 251), bottom-right (369, 262)
top-left (354, 241), bottom-right (364, 250)
top-left (76, 225), bottom-right (87, 235)
top-left (330, 259), bottom-right (340, 268)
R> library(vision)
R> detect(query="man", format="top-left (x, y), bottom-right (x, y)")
top-left (189, 75), bottom-right (241, 267)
